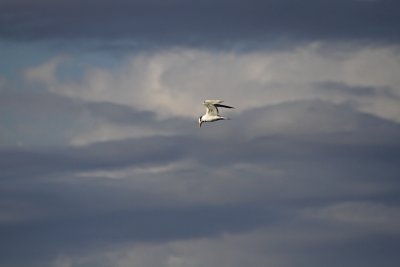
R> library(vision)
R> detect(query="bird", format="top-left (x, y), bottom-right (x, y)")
top-left (198, 100), bottom-right (234, 127)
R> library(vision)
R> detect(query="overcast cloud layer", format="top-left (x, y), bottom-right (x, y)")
top-left (1, 0), bottom-right (400, 47)
top-left (1, 0), bottom-right (400, 266)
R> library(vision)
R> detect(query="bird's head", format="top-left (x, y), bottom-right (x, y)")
top-left (198, 116), bottom-right (204, 128)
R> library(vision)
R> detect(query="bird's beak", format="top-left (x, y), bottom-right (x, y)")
top-left (199, 121), bottom-right (203, 128)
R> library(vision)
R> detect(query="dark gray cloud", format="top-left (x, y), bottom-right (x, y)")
top-left (1, 0), bottom-right (399, 47)
top-left (1, 97), bottom-right (400, 266)
top-left (0, 136), bottom-right (187, 179)
top-left (0, 202), bottom-right (275, 265)
top-left (0, 91), bottom-right (162, 146)
top-left (317, 81), bottom-right (398, 98)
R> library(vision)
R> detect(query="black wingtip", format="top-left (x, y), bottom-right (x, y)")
top-left (215, 104), bottom-right (234, 109)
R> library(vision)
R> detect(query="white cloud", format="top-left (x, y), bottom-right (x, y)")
top-left (69, 122), bottom-right (171, 146)
top-left (24, 55), bottom-right (70, 88)
top-left (24, 43), bottom-right (400, 123)
top-left (20, 43), bottom-right (400, 147)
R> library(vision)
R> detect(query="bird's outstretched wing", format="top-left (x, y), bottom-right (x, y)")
top-left (204, 100), bottom-right (224, 105)
top-left (203, 100), bottom-right (234, 116)
top-left (203, 101), bottom-right (219, 116)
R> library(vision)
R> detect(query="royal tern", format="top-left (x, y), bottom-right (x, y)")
top-left (198, 100), bottom-right (234, 127)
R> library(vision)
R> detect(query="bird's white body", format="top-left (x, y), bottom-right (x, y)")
top-left (198, 100), bottom-right (234, 127)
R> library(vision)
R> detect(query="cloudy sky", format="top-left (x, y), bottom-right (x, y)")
top-left (1, 0), bottom-right (400, 266)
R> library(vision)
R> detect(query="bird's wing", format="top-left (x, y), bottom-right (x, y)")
top-left (203, 102), bottom-right (219, 116)
top-left (203, 100), bottom-right (234, 116)
top-left (204, 99), bottom-right (224, 105)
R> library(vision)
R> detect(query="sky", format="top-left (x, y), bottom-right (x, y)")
top-left (1, 0), bottom-right (400, 266)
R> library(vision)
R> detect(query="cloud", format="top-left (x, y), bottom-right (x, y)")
top-left (23, 44), bottom-right (400, 128)
top-left (1, 0), bottom-right (399, 47)
top-left (23, 56), bottom-right (69, 86)
top-left (2, 38), bottom-right (400, 267)
top-left (0, 90), bottom-right (186, 146)
top-left (301, 201), bottom-right (400, 233)
top-left (47, 215), bottom-right (400, 267)
top-left (2, 98), bottom-right (400, 202)
top-left (1, 96), bottom-right (400, 266)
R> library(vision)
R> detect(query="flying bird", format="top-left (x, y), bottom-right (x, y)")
top-left (198, 100), bottom-right (234, 127)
